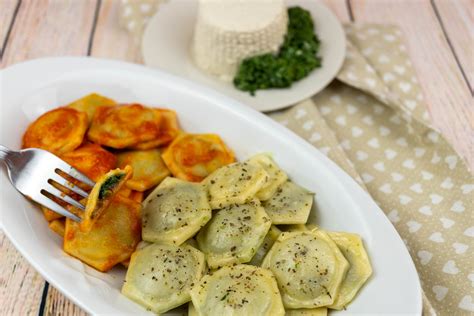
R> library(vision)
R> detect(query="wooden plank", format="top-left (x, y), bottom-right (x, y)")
top-left (433, 0), bottom-right (473, 91)
top-left (0, 233), bottom-right (45, 315)
top-left (42, 286), bottom-right (87, 316)
top-left (1, 0), bottom-right (98, 67)
top-left (1, 1), bottom-right (98, 315)
top-left (90, 0), bottom-right (143, 63)
top-left (350, 0), bottom-right (474, 169)
top-left (0, 0), bottom-right (20, 58)
top-left (320, 0), bottom-right (351, 22)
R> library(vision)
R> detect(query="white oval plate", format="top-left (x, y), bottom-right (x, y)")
top-left (0, 57), bottom-right (421, 315)
top-left (142, 0), bottom-right (346, 112)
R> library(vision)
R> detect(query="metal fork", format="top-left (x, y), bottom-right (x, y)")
top-left (0, 145), bottom-right (96, 222)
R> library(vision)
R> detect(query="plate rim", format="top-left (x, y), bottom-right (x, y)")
top-left (0, 56), bottom-right (422, 315)
top-left (142, 0), bottom-right (347, 112)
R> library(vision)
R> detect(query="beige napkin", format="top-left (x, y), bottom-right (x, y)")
top-left (120, 2), bottom-right (473, 315)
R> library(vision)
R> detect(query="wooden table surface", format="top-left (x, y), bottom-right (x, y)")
top-left (0, 0), bottom-right (472, 315)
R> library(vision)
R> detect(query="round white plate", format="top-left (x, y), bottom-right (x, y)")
top-left (142, 0), bottom-right (346, 112)
top-left (1, 57), bottom-right (420, 315)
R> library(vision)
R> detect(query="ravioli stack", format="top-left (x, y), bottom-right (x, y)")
top-left (20, 93), bottom-right (372, 314)
top-left (21, 94), bottom-right (177, 271)
top-left (122, 153), bottom-right (373, 315)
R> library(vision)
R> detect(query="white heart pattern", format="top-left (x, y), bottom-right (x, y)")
top-left (458, 295), bottom-right (474, 312)
top-left (346, 104), bottom-right (358, 114)
top-left (394, 65), bottom-right (406, 74)
top-left (432, 285), bottom-right (448, 301)
top-left (461, 184), bottom-right (474, 194)
top-left (430, 194), bottom-right (444, 205)
top-left (452, 242), bottom-right (468, 254)
top-left (440, 217), bottom-right (455, 229)
top-left (463, 227), bottom-right (474, 237)
top-left (396, 137), bottom-right (408, 147)
top-left (294, 108), bottom-right (307, 119)
top-left (410, 183), bottom-right (423, 193)
top-left (407, 220), bottom-right (421, 233)
top-left (388, 210), bottom-right (400, 223)
top-left (418, 205), bottom-right (432, 216)
top-left (379, 183), bottom-right (392, 194)
top-left (365, 78), bottom-right (376, 88)
top-left (302, 120), bottom-right (314, 131)
top-left (330, 94), bottom-right (342, 104)
top-left (383, 72), bottom-right (395, 83)
top-left (399, 82), bottom-right (412, 93)
top-left (352, 126), bottom-right (363, 137)
top-left (403, 159), bottom-right (415, 169)
top-left (469, 273), bottom-right (474, 287)
top-left (399, 194), bottom-right (412, 205)
top-left (336, 115), bottom-right (347, 126)
top-left (391, 172), bottom-right (404, 182)
top-left (445, 155), bottom-right (458, 169)
top-left (346, 72), bottom-right (358, 81)
top-left (442, 260), bottom-right (459, 274)
top-left (421, 170), bottom-right (433, 180)
top-left (414, 147), bottom-right (426, 157)
top-left (309, 132), bottom-right (321, 142)
top-left (404, 100), bottom-right (417, 110)
top-left (384, 149), bottom-right (397, 160)
top-left (361, 173), bottom-right (374, 183)
top-left (368, 137), bottom-right (380, 148)
top-left (340, 139), bottom-right (351, 150)
top-left (356, 150), bottom-right (368, 161)
top-left (431, 151), bottom-right (441, 163)
top-left (418, 250), bottom-right (433, 265)
top-left (374, 162), bottom-right (385, 172)
top-left (428, 131), bottom-right (440, 143)
top-left (362, 115), bottom-right (374, 125)
top-left (429, 232), bottom-right (445, 243)
top-left (384, 34), bottom-right (396, 42)
top-left (441, 177), bottom-right (454, 190)
top-left (450, 201), bottom-right (465, 213)
top-left (320, 106), bottom-right (331, 115)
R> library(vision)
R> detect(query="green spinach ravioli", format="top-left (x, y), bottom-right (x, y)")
top-left (190, 264), bottom-right (285, 316)
top-left (122, 243), bottom-right (206, 314)
top-left (197, 199), bottom-right (271, 269)
top-left (142, 177), bottom-right (211, 245)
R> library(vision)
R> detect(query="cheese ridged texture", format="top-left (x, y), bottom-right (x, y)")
top-left (191, 0), bottom-right (288, 81)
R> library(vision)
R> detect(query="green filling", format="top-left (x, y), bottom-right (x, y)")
top-left (233, 7), bottom-right (322, 95)
top-left (99, 174), bottom-right (124, 200)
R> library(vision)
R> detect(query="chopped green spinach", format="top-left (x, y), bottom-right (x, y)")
top-left (233, 7), bottom-right (322, 95)
top-left (99, 174), bottom-right (124, 200)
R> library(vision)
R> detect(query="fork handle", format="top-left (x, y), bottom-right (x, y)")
top-left (0, 145), bottom-right (12, 162)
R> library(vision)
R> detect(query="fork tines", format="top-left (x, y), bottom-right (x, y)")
top-left (40, 165), bottom-right (95, 222)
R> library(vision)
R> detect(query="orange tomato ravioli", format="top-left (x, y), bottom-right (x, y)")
top-left (66, 93), bottom-right (117, 123)
top-left (132, 109), bottom-right (180, 149)
top-left (64, 194), bottom-right (141, 272)
top-left (61, 143), bottom-right (117, 182)
top-left (48, 219), bottom-right (66, 237)
top-left (81, 166), bottom-right (133, 232)
top-left (87, 104), bottom-right (173, 149)
top-left (117, 149), bottom-right (170, 191)
top-left (22, 107), bottom-right (88, 155)
top-left (162, 133), bottom-right (235, 182)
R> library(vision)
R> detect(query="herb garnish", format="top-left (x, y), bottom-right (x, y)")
top-left (233, 7), bottom-right (322, 95)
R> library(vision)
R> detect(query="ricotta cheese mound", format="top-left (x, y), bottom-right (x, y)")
top-left (191, 0), bottom-right (288, 81)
